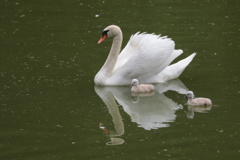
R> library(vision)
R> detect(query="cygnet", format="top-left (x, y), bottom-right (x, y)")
top-left (185, 91), bottom-right (212, 106)
top-left (130, 79), bottom-right (154, 93)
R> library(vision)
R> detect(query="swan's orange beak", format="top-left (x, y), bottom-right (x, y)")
top-left (98, 35), bottom-right (107, 44)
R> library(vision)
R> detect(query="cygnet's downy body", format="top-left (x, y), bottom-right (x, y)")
top-left (185, 91), bottom-right (212, 106)
top-left (130, 79), bottom-right (154, 93)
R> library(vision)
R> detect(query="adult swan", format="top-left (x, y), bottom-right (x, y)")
top-left (94, 25), bottom-right (196, 86)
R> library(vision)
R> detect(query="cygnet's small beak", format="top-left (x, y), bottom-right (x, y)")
top-left (98, 35), bottom-right (107, 44)
top-left (184, 95), bottom-right (188, 99)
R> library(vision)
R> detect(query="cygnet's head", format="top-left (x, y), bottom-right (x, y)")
top-left (130, 79), bottom-right (139, 87)
top-left (185, 91), bottom-right (194, 99)
top-left (98, 25), bottom-right (122, 44)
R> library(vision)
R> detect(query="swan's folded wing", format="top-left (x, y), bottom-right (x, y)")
top-left (156, 53), bottom-right (196, 82)
top-left (113, 33), bottom-right (179, 80)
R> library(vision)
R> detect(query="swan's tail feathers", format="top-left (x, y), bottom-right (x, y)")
top-left (171, 49), bottom-right (183, 61)
top-left (157, 53), bottom-right (197, 82)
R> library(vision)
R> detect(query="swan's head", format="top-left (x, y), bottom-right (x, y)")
top-left (98, 25), bottom-right (122, 44)
top-left (130, 79), bottom-right (139, 87)
top-left (185, 91), bottom-right (194, 99)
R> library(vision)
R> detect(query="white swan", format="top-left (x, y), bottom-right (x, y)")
top-left (185, 91), bottom-right (212, 106)
top-left (94, 25), bottom-right (196, 86)
top-left (130, 79), bottom-right (154, 93)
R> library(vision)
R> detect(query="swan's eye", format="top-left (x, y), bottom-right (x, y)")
top-left (102, 30), bottom-right (109, 37)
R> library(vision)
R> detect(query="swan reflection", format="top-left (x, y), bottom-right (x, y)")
top-left (99, 123), bottom-right (124, 146)
top-left (95, 79), bottom-right (190, 145)
top-left (95, 86), bottom-right (125, 145)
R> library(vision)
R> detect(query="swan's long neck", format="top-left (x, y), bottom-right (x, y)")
top-left (100, 33), bottom-right (122, 76)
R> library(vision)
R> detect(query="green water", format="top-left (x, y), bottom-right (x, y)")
top-left (1, 0), bottom-right (240, 159)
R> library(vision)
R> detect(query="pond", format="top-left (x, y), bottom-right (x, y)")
top-left (1, 0), bottom-right (240, 159)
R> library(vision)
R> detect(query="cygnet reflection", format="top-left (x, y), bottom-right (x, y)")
top-left (186, 103), bottom-right (212, 119)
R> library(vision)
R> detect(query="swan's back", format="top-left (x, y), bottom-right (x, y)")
top-left (111, 33), bottom-right (187, 84)
top-left (115, 33), bottom-right (175, 72)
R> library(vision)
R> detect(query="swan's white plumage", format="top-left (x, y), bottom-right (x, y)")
top-left (114, 33), bottom-right (176, 76)
top-left (156, 53), bottom-right (196, 82)
top-left (95, 25), bottom-right (196, 86)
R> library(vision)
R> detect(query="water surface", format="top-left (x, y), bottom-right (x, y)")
top-left (1, 0), bottom-right (240, 159)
